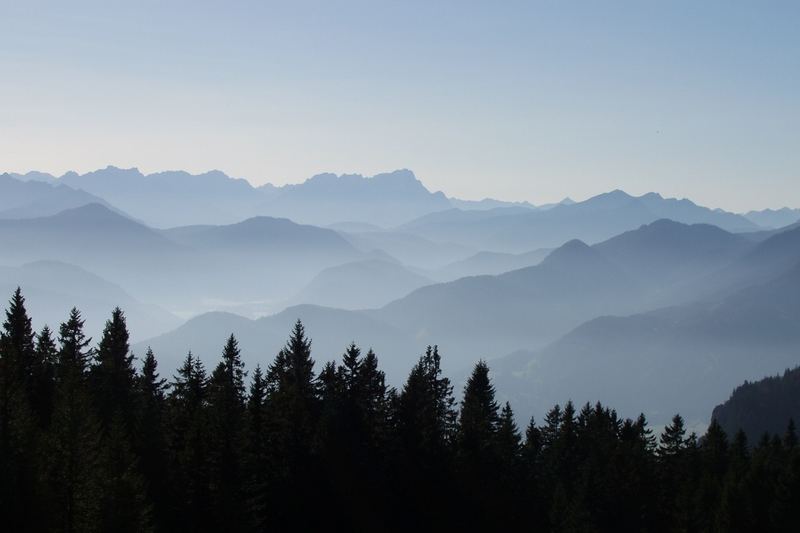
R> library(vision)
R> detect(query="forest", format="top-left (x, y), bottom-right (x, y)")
top-left (1, 288), bottom-right (799, 532)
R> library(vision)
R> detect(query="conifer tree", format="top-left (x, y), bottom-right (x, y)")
top-left (135, 348), bottom-right (169, 528)
top-left (91, 308), bottom-right (136, 432)
top-left (244, 365), bottom-right (270, 530)
top-left (783, 418), bottom-right (797, 449)
top-left (394, 346), bottom-right (457, 527)
top-left (457, 360), bottom-right (499, 459)
top-left (47, 308), bottom-right (102, 532)
top-left (496, 401), bottom-right (522, 465)
top-left (33, 325), bottom-right (57, 427)
top-left (2, 288), bottom-right (36, 399)
top-left (207, 335), bottom-right (247, 530)
top-left (168, 352), bottom-right (211, 530)
top-left (262, 321), bottom-right (320, 529)
top-left (659, 414), bottom-right (687, 459)
top-left (0, 289), bottom-right (40, 530)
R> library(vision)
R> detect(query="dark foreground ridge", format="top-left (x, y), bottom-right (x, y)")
top-left (1, 288), bottom-right (798, 532)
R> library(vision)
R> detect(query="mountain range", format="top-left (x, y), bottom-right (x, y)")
top-left (4, 166), bottom-right (800, 428)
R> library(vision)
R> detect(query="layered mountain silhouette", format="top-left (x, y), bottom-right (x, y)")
top-left (4, 166), bottom-right (800, 430)
top-left (433, 247), bottom-right (552, 281)
top-left (19, 167), bottom-right (464, 228)
top-left (136, 218), bottom-right (767, 382)
top-left (0, 173), bottom-right (122, 219)
top-left (0, 260), bottom-right (179, 341)
top-left (256, 170), bottom-right (452, 227)
top-left (491, 225), bottom-right (800, 426)
top-left (290, 259), bottom-right (432, 310)
top-left (134, 304), bottom-right (418, 382)
top-left (400, 190), bottom-right (759, 252)
top-left (744, 207), bottom-right (800, 229)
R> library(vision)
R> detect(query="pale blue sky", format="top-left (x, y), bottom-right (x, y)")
top-left (1, 0), bottom-right (798, 210)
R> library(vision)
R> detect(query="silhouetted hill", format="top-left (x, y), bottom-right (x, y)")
top-left (162, 216), bottom-right (358, 260)
top-left (0, 203), bottom-right (179, 263)
top-left (0, 260), bottom-right (180, 341)
top-left (400, 190), bottom-right (759, 253)
top-left (595, 219), bottom-right (751, 286)
top-left (744, 207), bottom-right (800, 229)
top-left (493, 257), bottom-right (800, 426)
top-left (59, 166), bottom-right (261, 227)
top-left (290, 259), bottom-right (432, 310)
top-left (0, 173), bottom-right (121, 219)
top-left (135, 304), bottom-right (418, 381)
top-left (687, 225), bottom-right (800, 300)
top-left (339, 229), bottom-right (474, 269)
top-left (373, 238), bottom-right (644, 369)
top-left (712, 367), bottom-right (800, 444)
top-left (434, 247), bottom-right (551, 281)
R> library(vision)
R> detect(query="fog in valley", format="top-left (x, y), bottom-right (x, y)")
top-left (3, 167), bottom-right (799, 428)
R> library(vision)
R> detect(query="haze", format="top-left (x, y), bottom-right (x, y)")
top-left (2, 0), bottom-right (799, 211)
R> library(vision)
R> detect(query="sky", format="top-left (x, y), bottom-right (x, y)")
top-left (1, 0), bottom-right (798, 211)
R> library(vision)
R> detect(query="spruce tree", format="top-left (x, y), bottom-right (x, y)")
top-left (394, 346), bottom-right (457, 527)
top-left (207, 335), bottom-right (247, 530)
top-left (2, 288), bottom-right (36, 398)
top-left (659, 414), bottom-right (687, 459)
top-left (47, 308), bottom-right (102, 532)
top-left (33, 325), bottom-right (57, 427)
top-left (135, 348), bottom-right (169, 528)
top-left (91, 307), bottom-right (136, 432)
top-left (167, 352), bottom-right (211, 530)
top-left (244, 365), bottom-right (270, 530)
top-left (0, 289), bottom-right (40, 530)
top-left (457, 360), bottom-right (499, 459)
top-left (262, 321), bottom-right (320, 529)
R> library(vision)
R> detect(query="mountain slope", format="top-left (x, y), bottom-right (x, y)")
top-left (290, 259), bottom-right (433, 310)
top-left (492, 255), bottom-right (800, 427)
top-left (60, 166), bottom-right (262, 227)
top-left (712, 367), bottom-right (800, 444)
top-left (0, 261), bottom-right (181, 341)
top-left (0, 173), bottom-right (120, 219)
top-left (162, 216), bottom-right (358, 259)
top-left (434, 247), bottom-right (552, 281)
top-left (0, 203), bottom-right (179, 263)
top-left (594, 219), bottom-right (751, 287)
top-left (400, 190), bottom-right (759, 253)
top-left (135, 305), bottom-right (420, 382)
top-left (374, 239), bottom-right (644, 368)
top-left (744, 207), bottom-right (800, 229)
top-left (257, 169), bottom-right (452, 227)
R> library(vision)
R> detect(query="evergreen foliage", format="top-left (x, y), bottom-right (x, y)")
top-left (1, 290), bottom-right (799, 531)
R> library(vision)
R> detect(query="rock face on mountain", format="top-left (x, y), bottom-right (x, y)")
top-left (27, 167), bottom-right (456, 228)
top-left (257, 170), bottom-right (453, 227)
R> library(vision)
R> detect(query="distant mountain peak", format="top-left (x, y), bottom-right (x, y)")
top-left (53, 202), bottom-right (125, 220)
top-left (640, 192), bottom-right (664, 200)
top-left (582, 189), bottom-right (637, 208)
top-left (541, 239), bottom-right (595, 267)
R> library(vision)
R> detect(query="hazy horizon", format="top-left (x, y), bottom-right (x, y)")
top-left (5, 164), bottom-right (799, 214)
top-left (3, 1), bottom-right (799, 211)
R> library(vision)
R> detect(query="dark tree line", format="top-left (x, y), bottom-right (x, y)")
top-left (1, 288), bottom-right (799, 532)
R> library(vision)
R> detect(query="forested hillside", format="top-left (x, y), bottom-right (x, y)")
top-left (713, 367), bottom-right (800, 444)
top-left (2, 289), bottom-right (798, 531)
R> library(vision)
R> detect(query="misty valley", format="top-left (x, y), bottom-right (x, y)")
top-left (1, 168), bottom-right (800, 531)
